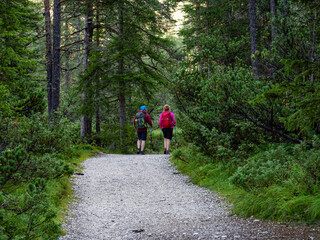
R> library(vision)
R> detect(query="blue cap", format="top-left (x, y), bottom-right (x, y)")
top-left (140, 105), bottom-right (146, 111)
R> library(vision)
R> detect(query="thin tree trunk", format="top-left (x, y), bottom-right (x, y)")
top-left (249, 0), bottom-right (258, 77)
top-left (195, 0), bottom-right (203, 72)
top-left (65, 51), bottom-right (70, 88)
top-left (311, 11), bottom-right (317, 83)
top-left (95, 10), bottom-right (101, 136)
top-left (52, 0), bottom-right (61, 118)
top-left (206, 0), bottom-right (210, 79)
top-left (81, 3), bottom-right (94, 138)
top-left (281, 0), bottom-right (287, 17)
top-left (270, 0), bottom-right (276, 43)
top-left (65, 21), bottom-right (71, 89)
top-left (77, 17), bottom-right (82, 81)
top-left (96, 108), bottom-right (101, 133)
top-left (44, 0), bottom-right (53, 117)
top-left (118, 1), bottom-right (126, 144)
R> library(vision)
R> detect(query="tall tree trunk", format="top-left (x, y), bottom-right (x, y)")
top-left (195, 0), bottom-right (203, 72)
top-left (311, 11), bottom-right (317, 83)
top-left (65, 50), bottom-right (70, 89)
top-left (65, 21), bottom-right (71, 89)
top-left (118, 1), bottom-right (126, 144)
top-left (249, 0), bottom-right (258, 77)
top-left (95, 106), bottom-right (101, 150)
top-left (281, 0), bottom-right (287, 17)
top-left (95, 10), bottom-right (101, 136)
top-left (206, 0), bottom-right (210, 79)
top-left (76, 17), bottom-right (82, 81)
top-left (81, 3), bottom-right (94, 138)
top-left (44, 0), bottom-right (53, 116)
top-left (270, 0), bottom-right (276, 43)
top-left (52, 0), bottom-right (61, 118)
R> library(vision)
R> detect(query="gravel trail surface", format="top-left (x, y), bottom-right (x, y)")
top-left (60, 154), bottom-right (320, 240)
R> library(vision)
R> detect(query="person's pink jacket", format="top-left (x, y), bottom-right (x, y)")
top-left (159, 110), bottom-right (176, 129)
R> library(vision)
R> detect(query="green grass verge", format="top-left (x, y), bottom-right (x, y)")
top-left (55, 144), bottom-right (102, 226)
top-left (171, 146), bottom-right (320, 225)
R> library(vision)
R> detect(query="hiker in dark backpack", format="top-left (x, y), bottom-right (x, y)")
top-left (133, 105), bottom-right (152, 155)
top-left (159, 104), bottom-right (176, 155)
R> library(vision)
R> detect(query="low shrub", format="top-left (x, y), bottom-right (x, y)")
top-left (6, 113), bottom-right (81, 157)
top-left (0, 145), bottom-right (74, 239)
top-left (171, 144), bottom-right (320, 224)
top-left (230, 145), bottom-right (290, 190)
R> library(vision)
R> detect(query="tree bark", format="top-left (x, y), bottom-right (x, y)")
top-left (81, 3), bottom-right (94, 138)
top-left (52, 0), bottom-right (61, 118)
top-left (195, 0), bottom-right (203, 72)
top-left (249, 0), bottom-right (258, 77)
top-left (44, 0), bottom-right (53, 117)
top-left (96, 107), bottom-right (101, 138)
top-left (95, 10), bottom-right (101, 136)
top-left (65, 21), bottom-right (71, 89)
top-left (77, 17), bottom-right (82, 81)
top-left (311, 11), bottom-right (317, 83)
top-left (270, 0), bottom-right (276, 43)
top-left (118, 1), bottom-right (126, 143)
top-left (281, 0), bottom-right (287, 17)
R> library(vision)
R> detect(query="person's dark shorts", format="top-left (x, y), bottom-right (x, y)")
top-left (137, 131), bottom-right (147, 141)
top-left (162, 128), bottom-right (173, 140)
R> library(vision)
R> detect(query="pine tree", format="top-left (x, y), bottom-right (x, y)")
top-left (0, 0), bottom-right (45, 149)
top-left (77, 0), bottom-right (178, 145)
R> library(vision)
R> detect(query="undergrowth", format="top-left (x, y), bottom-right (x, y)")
top-left (171, 144), bottom-right (320, 224)
top-left (0, 113), bottom-right (102, 239)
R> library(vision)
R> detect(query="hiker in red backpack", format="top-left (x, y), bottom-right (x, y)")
top-left (159, 104), bottom-right (176, 155)
top-left (133, 105), bottom-right (152, 155)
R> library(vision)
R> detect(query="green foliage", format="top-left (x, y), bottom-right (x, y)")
top-left (172, 0), bottom-right (320, 225)
top-left (230, 143), bottom-right (320, 193)
top-left (230, 145), bottom-right (290, 190)
top-left (172, 146), bottom-right (320, 223)
top-left (0, 145), bottom-right (74, 239)
top-left (175, 63), bottom-right (269, 158)
top-left (0, 0), bottom-right (45, 152)
top-left (7, 113), bottom-right (80, 156)
top-left (0, 112), bottom-right (87, 238)
top-left (76, 0), bottom-right (180, 147)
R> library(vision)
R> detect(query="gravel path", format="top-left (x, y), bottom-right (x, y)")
top-left (60, 154), bottom-right (320, 240)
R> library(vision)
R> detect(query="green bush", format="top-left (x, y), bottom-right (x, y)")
top-left (230, 145), bottom-right (290, 190)
top-left (174, 63), bottom-right (272, 160)
top-left (171, 144), bottom-right (320, 224)
top-left (6, 113), bottom-right (81, 158)
top-left (0, 145), bottom-right (74, 239)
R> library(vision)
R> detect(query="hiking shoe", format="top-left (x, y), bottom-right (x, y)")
top-left (140, 151), bottom-right (145, 155)
top-left (164, 149), bottom-right (167, 154)
top-left (137, 149), bottom-right (140, 154)
top-left (166, 150), bottom-right (170, 155)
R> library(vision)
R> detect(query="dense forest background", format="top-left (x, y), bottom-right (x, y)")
top-left (0, 0), bottom-right (320, 238)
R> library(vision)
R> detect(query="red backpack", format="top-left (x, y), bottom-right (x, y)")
top-left (161, 111), bottom-right (173, 128)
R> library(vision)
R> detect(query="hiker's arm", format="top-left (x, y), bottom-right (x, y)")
top-left (171, 112), bottom-right (176, 126)
top-left (146, 114), bottom-right (152, 126)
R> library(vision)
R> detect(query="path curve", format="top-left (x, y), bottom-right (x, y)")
top-left (60, 154), bottom-right (319, 240)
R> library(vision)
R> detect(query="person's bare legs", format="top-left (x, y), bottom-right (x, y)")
top-left (137, 139), bottom-right (141, 153)
top-left (164, 138), bottom-right (167, 152)
top-left (141, 140), bottom-right (146, 151)
top-left (137, 139), bottom-right (141, 149)
top-left (166, 139), bottom-right (171, 153)
top-left (137, 139), bottom-right (146, 154)
top-left (163, 138), bottom-right (171, 154)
